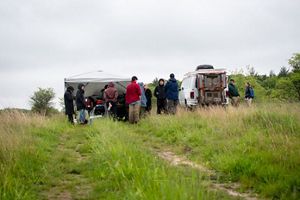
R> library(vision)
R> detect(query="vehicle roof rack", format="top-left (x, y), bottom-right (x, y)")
top-left (196, 65), bottom-right (214, 70)
top-left (184, 69), bottom-right (226, 76)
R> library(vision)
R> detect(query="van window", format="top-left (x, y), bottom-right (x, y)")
top-left (181, 76), bottom-right (196, 89)
top-left (181, 78), bottom-right (190, 89)
top-left (190, 76), bottom-right (196, 88)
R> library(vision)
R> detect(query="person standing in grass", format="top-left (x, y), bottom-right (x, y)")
top-left (138, 82), bottom-right (147, 118)
top-left (104, 82), bottom-right (118, 118)
top-left (76, 83), bottom-right (88, 124)
top-left (126, 76), bottom-right (142, 124)
top-left (64, 86), bottom-right (75, 124)
top-left (228, 79), bottom-right (240, 107)
top-left (154, 78), bottom-right (167, 114)
top-left (165, 73), bottom-right (179, 114)
top-left (245, 82), bottom-right (254, 107)
top-left (144, 84), bottom-right (152, 113)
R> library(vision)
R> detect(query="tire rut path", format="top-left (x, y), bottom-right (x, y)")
top-left (157, 150), bottom-right (259, 200)
top-left (42, 133), bottom-right (93, 200)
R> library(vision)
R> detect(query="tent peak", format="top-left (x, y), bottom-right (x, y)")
top-left (69, 70), bottom-right (103, 78)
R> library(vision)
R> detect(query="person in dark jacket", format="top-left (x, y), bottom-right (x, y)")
top-left (154, 79), bottom-right (167, 114)
top-left (245, 82), bottom-right (254, 107)
top-left (64, 86), bottom-right (75, 124)
top-left (76, 83), bottom-right (88, 124)
top-left (228, 79), bottom-right (240, 107)
top-left (165, 73), bottom-right (179, 114)
top-left (144, 84), bottom-right (152, 113)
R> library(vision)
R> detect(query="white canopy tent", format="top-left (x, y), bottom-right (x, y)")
top-left (64, 71), bottom-right (131, 98)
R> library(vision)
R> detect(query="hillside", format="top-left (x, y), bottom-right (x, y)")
top-left (1, 104), bottom-right (300, 199)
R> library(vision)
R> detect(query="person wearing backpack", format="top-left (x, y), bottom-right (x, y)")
top-left (245, 82), bottom-right (254, 107)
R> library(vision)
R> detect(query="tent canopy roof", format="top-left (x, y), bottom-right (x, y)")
top-left (64, 70), bottom-right (131, 83)
top-left (64, 71), bottom-right (131, 98)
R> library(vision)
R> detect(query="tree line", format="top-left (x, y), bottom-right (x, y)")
top-left (229, 53), bottom-right (300, 102)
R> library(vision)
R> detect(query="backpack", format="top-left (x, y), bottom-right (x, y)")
top-left (249, 87), bottom-right (254, 98)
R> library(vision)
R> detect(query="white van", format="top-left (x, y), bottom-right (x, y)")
top-left (179, 66), bottom-right (228, 107)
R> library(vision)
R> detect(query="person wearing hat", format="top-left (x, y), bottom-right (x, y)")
top-left (165, 73), bottom-right (179, 114)
top-left (126, 76), bottom-right (142, 124)
top-left (64, 86), bottom-right (75, 124)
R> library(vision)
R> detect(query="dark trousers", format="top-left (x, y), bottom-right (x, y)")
top-left (106, 101), bottom-right (117, 117)
top-left (167, 99), bottom-right (178, 115)
top-left (157, 99), bottom-right (167, 114)
top-left (67, 114), bottom-right (74, 124)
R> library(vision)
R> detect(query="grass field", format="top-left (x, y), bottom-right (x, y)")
top-left (0, 103), bottom-right (299, 199)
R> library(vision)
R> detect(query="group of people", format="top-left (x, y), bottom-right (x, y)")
top-left (64, 73), bottom-right (180, 125)
top-left (64, 74), bottom-right (254, 125)
top-left (124, 73), bottom-right (179, 124)
top-left (154, 73), bottom-right (179, 115)
top-left (64, 83), bottom-right (89, 124)
top-left (228, 79), bottom-right (255, 107)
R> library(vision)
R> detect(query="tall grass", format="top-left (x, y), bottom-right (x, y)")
top-left (0, 111), bottom-right (66, 199)
top-left (0, 111), bottom-right (232, 200)
top-left (83, 121), bottom-right (232, 199)
top-left (134, 103), bottom-right (300, 199)
top-left (1, 103), bottom-right (299, 199)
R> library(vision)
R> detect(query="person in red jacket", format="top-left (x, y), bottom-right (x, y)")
top-left (126, 76), bottom-right (142, 124)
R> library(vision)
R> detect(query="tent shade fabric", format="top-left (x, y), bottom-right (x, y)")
top-left (64, 71), bottom-right (131, 98)
top-left (65, 77), bottom-right (130, 83)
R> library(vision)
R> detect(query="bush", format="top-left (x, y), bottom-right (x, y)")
top-left (30, 88), bottom-right (55, 116)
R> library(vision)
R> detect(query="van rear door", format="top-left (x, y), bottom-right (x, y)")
top-left (201, 73), bottom-right (227, 104)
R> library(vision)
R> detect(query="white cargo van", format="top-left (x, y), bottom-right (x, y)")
top-left (179, 65), bottom-right (228, 107)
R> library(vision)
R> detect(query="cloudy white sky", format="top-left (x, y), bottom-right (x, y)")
top-left (0, 0), bottom-right (299, 109)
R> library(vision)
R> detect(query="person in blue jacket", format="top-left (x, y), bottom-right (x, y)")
top-left (245, 82), bottom-right (254, 106)
top-left (76, 83), bottom-right (88, 124)
top-left (165, 73), bottom-right (179, 114)
top-left (138, 82), bottom-right (147, 117)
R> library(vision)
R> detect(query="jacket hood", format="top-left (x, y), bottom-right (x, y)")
top-left (169, 77), bottom-right (177, 82)
top-left (67, 86), bottom-right (74, 91)
top-left (78, 83), bottom-right (85, 90)
top-left (108, 82), bottom-right (114, 87)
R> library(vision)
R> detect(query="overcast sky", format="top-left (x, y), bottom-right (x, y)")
top-left (0, 0), bottom-right (299, 109)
